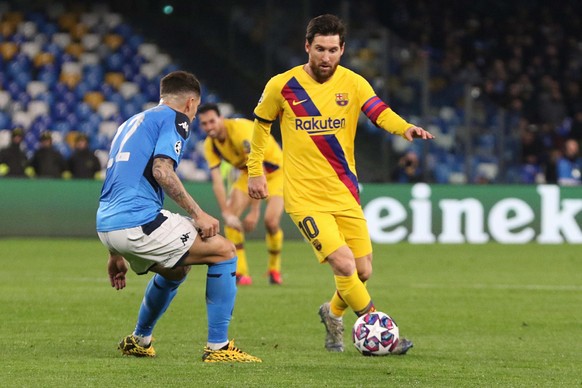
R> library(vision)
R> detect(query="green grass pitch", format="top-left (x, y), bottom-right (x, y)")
top-left (0, 238), bottom-right (580, 387)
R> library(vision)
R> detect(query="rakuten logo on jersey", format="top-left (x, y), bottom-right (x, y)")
top-left (295, 117), bottom-right (345, 133)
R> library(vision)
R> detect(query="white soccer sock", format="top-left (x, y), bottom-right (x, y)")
top-left (206, 340), bottom-right (229, 350)
top-left (133, 333), bottom-right (152, 347)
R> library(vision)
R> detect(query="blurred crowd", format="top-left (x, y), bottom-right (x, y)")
top-left (0, 128), bottom-right (100, 178)
top-left (222, 0), bottom-right (582, 185)
top-left (379, 0), bottom-right (582, 184)
top-left (2, 1), bottom-right (582, 185)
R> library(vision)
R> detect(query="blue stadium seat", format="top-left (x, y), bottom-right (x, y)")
top-left (99, 82), bottom-right (116, 99)
top-left (0, 3), bottom-right (215, 173)
top-left (83, 66), bottom-right (104, 90)
top-left (37, 67), bottom-right (59, 88)
top-left (53, 120), bottom-right (71, 134)
top-left (24, 130), bottom-right (38, 150)
top-left (113, 22), bottom-right (133, 40)
top-left (119, 43), bottom-right (135, 60)
top-left (51, 101), bottom-right (69, 122)
top-left (29, 120), bottom-right (47, 137)
top-left (74, 80), bottom-right (92, 100)
top-left (5, 82), bottom-right (22, 101)
top-left (108, 92), bottom-right (125, 109)
top-left (130, 92), bottom-right (147, 109)
top-left (15, 91), bottom-right (31, 107)
top-left (105, 52), bottom-right (123, 72)
top-left (121, 101), bottom-right (139, 120)
top-left (0, 111), bottom-right (12, 129)
top-left (75, 101), bottom-right (93, 121)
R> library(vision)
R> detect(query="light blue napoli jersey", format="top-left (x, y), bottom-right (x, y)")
top-left (96, 105), bottom-right (191, 232)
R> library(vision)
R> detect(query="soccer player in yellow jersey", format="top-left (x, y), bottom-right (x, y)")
top-left (247, 14), bottom-right (434, 354)
top-left (198, 103), bottom-right (285, 285)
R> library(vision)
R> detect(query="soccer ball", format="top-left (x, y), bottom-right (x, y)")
top-left (352, 311), bottom-right (400, 356)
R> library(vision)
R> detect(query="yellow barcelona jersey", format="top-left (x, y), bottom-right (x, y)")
top-left (204, 118), bottom-right (282, 173)
top-left (249, 65), bottom-right (412, 212)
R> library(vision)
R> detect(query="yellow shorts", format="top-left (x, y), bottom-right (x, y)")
top-left (288, 206), bottom-right (372, 262)
top-left (232, 168), bottom-right (284, 197)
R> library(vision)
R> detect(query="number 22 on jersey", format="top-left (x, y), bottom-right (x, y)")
top-left (107, 113), bottom-right (145, 168)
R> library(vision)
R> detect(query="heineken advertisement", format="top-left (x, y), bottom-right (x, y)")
top-left (1, 179), bottom-right (581, 244)
top-left (361, 183), bottom-right (582, 244)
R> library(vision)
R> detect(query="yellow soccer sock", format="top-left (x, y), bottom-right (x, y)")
top-left (225, 226), bottom-right (249, 276)
top-left (330, 290), bottom-right (349, 317)
top-left (265, 229), bottom-right (283, 272)
top-left (334, 272), bottom-right (374, 316)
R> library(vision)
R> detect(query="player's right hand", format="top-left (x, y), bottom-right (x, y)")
top-left (248, 175), bottom-right (268, 199)
top-left (107, 253), bottom-right (128, 290)
top-left (193, 210), bottom-right (220, 239)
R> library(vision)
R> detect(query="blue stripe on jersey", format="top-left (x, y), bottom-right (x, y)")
top-left (311, 134), bottom-right (360, 204)
top-left (282, 77), bottom-right (321, 117)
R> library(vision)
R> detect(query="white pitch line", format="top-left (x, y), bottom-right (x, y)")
top-left (412, 283), bottom-right (582, 291)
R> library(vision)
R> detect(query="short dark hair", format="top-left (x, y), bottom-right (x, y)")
top-left (197, 103), bottom-right (221, 116)
top-left (160, 70), bottom-right (201, 98)
top-left (305, 14), bottom-right (346, 46)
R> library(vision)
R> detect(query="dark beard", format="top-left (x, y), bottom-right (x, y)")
top-left (310, 63), bottom-right (337, 83)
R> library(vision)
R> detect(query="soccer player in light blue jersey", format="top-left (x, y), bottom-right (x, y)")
top-left (96, 70), bottom-right (261, 363)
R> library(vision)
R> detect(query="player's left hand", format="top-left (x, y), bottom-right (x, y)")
top-left (403, 125), bottom-right (434, 141)
top-left (248, 175), bottom-right (269, 199)
top-left (107, 253), bottom-right (128, 290)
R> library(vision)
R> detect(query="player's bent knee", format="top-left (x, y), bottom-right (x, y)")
top-left (214, 235), bottom-right (236, 261)
top-left (152, 265), bottom-right (190, 281)
top-left (264, 221), bottom-right (279, 235)
top-left (328, 257), bottom-right (356, 276)
top-left (357, 268), bottom-right (372, 282)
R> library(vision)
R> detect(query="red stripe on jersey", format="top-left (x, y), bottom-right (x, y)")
top-left (311, 134), bottom-right (360, 204)
top-left (282, 84), bottom-right (309, 116)
top-left (281, 77), bottom-right (321, 117)
top-left (362, 96), bottom-right (388, 125)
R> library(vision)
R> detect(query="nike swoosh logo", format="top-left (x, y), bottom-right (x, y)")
top-left (292, 99), bottom-right (308, 106)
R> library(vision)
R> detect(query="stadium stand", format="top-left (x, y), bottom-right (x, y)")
top-left (0, 1), bottom-right (217, 180)
top-left (180, 0), bottom-right (582, 184)
top-left (2, 1), bottom-right (582, 184)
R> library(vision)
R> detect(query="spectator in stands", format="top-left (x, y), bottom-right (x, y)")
top-left (0, 128), bottom-right (29, 177)
top-left (30, 131), bottom-right (67, 178)
top-left (568, 111), bottom-right (582, 147)
top-left (537, 77), bottom-right (567, 128)
top-left (68, 133), bottom-right (101, 179)
top-left (544, 148), bottom-right (561, 185)
top-left (391, 150), bottom-right (423, 183)
top-left (557, 139), bottom-right (582, 186)
top-left (520, 124), bottom-right (544, 166)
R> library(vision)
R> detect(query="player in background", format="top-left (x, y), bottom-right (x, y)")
top-left (247, 15), bottom-right (434, 353)
top-left (96, 71), bottom-right (261, 363)
top-left (198, 103), bottom-right (285, 286)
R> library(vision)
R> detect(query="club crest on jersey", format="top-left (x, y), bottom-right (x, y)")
top-left (174, 140), bottom-right (182, 155)
top-left (335, 93), bottom-right (349, 106)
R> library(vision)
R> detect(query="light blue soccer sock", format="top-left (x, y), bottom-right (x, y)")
top-left (206, 257), bottom-right (237, 345)
top-left (134, 274), bottom-right (185, 338)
